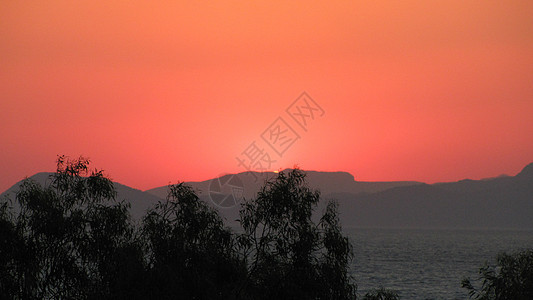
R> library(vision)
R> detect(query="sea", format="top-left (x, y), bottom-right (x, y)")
top-left (346, 228), bottom-right (533, 300)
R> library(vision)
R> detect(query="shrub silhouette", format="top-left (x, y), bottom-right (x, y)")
top-left (0, 157), bottom-right (356, 299)
top-left (462, 250), bottom-right (533, 300)
top-left (362, 287), bottom-right (400, 300)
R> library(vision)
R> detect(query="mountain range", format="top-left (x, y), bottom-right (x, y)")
top-left (2, 163), bottom-right (532, 229)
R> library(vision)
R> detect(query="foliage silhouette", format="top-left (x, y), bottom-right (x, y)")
top-left (0, 156), bottom-right (143, 299)
top-left (142, 182), bottom-right (245, 299)
top-left (236, 169), bottom-right (356, 299)
top-left (462, 250), bottom-right (533, 300)
top-left (1, 157), bottom-right (360, 299)
top-left (362, 287), bottom-right (400, 300)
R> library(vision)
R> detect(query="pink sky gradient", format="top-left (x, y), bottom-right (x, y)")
top-left (1, 1), bottom-right (532, 192)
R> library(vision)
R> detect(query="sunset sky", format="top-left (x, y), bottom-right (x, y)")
top-left (1, 1), bottom-right (532, 192)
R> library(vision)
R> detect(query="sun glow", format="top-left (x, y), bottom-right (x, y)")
top-left (0, 1), bottom-right (532, 192)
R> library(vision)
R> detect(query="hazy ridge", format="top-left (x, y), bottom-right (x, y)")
top-left (2, 163), bottom-right (532, 229)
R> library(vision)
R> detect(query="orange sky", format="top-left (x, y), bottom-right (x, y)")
top-left (1, 1), bottom-right (532, 192)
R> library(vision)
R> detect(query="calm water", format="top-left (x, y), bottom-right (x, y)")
top-left (346, 228), bottom-right (533, 300)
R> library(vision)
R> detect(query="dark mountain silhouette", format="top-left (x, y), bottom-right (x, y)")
top-left (145, 170), bottom-right (419, 200)
top-left (332, 163), bottom-right (533, 229)
top-left (2, 163), bottom-right (532, 229)
top-left (145, 170), bottom-right (421, 227)
top-left (516, 162), bottom-right (533, 179)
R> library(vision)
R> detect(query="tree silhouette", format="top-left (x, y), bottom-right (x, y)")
top-left (1, 157), bottom-right (359, 299)
top-left (0, 156), bottom-right (143, 299)
top-left (462, 250), bottom-right (533, 300)
top-left (236, 169), bottom-right (356, 299)
top-left (142, 182), bottom-right (245, 299)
